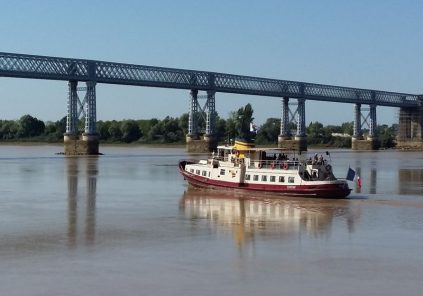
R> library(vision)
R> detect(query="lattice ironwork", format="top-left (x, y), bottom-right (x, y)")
top-left (66, 81), bottom-right (78, 134)
top-left (0, 51), bottom-right (419, 108)
top-left (353, 104), bottom-right (377, 138)
top-left (187, 91), bottom-right (217, 136)
top-left (66, 81), bottom-right (97, 134)
top-left (84, 81), bottom-right (97, 134)
top-left (188, 90), bottom-right (198, 136)
top-left (0, 52), bottom-right (89, 80)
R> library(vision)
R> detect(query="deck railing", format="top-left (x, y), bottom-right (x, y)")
top-left (212, 155), bottom-right (302, 170)
top-left (249, 160), bottom-right (300, 170)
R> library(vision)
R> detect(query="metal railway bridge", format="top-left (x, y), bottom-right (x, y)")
top-left (0, 52), bottom-right (422, 153)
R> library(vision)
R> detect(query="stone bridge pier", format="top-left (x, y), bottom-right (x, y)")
top-left (396, 96), bottom-right (423, 149)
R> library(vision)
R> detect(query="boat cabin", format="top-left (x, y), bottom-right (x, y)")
top-left (212, 144), bottom-right (335, 182)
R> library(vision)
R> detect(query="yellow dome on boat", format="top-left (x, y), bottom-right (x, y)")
top-left (234, 139), bottom-right (255, 150)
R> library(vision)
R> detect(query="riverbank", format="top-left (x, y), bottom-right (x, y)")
top-left (0, 141), bottom-right (186, 149)
top-left (2, 140), bottom-right (421, 151)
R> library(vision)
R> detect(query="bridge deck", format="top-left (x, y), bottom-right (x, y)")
top-left (0, 52), bottom-right (419, 108)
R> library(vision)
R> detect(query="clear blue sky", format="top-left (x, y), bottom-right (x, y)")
top-left (1, 0), bottom-right (422, 126)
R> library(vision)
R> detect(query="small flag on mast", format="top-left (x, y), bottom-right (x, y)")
top-left (249, 122), bottom-right (257, 133)
top-left (346, 167), bottom-right (356, 181)
top-left (346, 167), bottom-right (362, 188)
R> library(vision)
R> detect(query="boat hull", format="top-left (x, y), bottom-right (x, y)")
top-left (179, 160), bottom-right (351, 199)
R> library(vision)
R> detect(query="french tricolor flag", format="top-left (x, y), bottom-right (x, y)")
top-left (357, 175), bottom-right (362, 188)
top-left (346, 167), bottom-right (362, 188)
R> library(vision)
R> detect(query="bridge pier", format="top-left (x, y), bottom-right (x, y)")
top-left (278, 97), bottom-right (307, 151)
top-left (352, 103), bottom-right (378, 150)
top-left (186, 89), bottom-right (217, 152)
top-left (64, 80), bottom-right (80, 154)
top-left (396, 96), bottom-right (423, 149)
top-left (64, 81), bottom-right (99, 155)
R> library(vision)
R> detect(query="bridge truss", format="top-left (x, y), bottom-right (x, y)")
top-left (0, 52), bottom-right (420, 108)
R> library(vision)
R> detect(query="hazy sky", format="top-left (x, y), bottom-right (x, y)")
top-left (1, 0), bottom-right (422, 126)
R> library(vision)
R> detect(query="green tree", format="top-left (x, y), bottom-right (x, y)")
top-left (120, 120), bottom-right (142, 143)
top-left (236, 103), bottom-right (254, 138)
top-left (97, 120), bottom-right (111, 140)
top-left (18, 114), bottom-right (45, 138)
top-left (44, 121), bottom-right (57, 135)
top-left (108, 120), bottom-right (122, 141)
top-left (341, 122), bottom-right (354, 135)
top-left (215, 117), bottom-right (227, 143)
top-left (148, 121), bottom-right (164, 142)
top-left (307, 121), bottom-right (331, 145)
top-left (256, 118), bottom-right (280, 145)
top-left (178, 113), bottom-right (189, 135)
top-left (325, 125), bottom-right (342, 134)
top-left (162, 116), bottom-right (182, 142)
top-left (377, 124), bottom-right (396, 148)
top-left (138, 118), bottom-right (159, 142)
top-left (225, 112), bottom-right (237, 142)
top-left (43, 116), bottom-right (66, 142)
top-left (55, 116), bottom-right (67, 134)
top-left (235, 103), bottom-right (254, 141)
top-left (0, 120), bottom-right (19, 139)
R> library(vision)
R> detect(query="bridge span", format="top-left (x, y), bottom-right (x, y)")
top-left (1, 52), bottom-right (422, 153)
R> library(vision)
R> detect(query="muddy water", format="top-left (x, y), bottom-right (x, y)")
top-left (0, 145), bottom-right (422, 296)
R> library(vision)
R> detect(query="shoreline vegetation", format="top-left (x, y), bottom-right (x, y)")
top-left (0, 105), bottom-right (397, 149)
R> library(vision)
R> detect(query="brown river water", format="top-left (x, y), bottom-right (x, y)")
top-left (0, 145), bottom-right (422, 296)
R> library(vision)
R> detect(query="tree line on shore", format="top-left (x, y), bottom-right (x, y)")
top-left (0, 104), bottom-right (397, 148)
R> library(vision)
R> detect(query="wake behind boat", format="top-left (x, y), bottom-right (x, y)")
top-left (179, 140), bottom-right (351, 199)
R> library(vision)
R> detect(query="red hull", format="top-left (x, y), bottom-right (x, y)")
top-left (179, 160), bottom-right (351, 199)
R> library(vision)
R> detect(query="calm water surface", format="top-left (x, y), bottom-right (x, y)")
top-left (1, 145), bottom-right (422, 296)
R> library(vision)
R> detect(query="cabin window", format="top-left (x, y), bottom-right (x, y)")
top-left (245, 174), bottom-right (250, 181)
top-left (196, 170), bottom-right (200, 175)
top-left (288, 177), bottom-right (295, 183)
top-left (190, 169), bottom-right (194, 173)
top-left (270, 176), bottom-right (276, 182)
top-left (261, 175), bottom-right (267, 182)
top-left (253, 175), bottom-right (259, 181)
top-left (220, 169), bottom-right (225, 175)
top-left (202, 171), bottom-right (207, 176)
top-left (278, 176), bottom-right (285, 183)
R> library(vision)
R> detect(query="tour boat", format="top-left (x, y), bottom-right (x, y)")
top-left (178, 140), bottom-right (352, 199)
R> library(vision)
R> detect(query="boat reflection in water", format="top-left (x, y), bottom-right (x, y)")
top-left (181, 188), bottom-right (359, 248)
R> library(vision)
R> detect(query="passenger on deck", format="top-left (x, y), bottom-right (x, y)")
top-left (303, 170), bottom-right (311, 180)
top-left (312, 153), bottom-right (318, 165)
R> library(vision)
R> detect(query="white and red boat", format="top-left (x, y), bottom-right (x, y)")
top-left (179, 140), bottom-right (351, 199)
